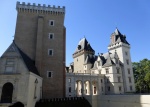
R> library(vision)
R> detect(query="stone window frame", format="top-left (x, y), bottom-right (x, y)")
top-left (48, 49), bottom-right (53, 56)
top-left (49, 20), bottom-right (54, 26)
top-left (126, 59), bottom-right (129, 65)
top-left (116, 68), bottom-right (120, 74)
top-left (47, 71), bottom-right (53, 78)
top-left (118, 76), bottom-right (121, 82)
top-left (119, 86), bottom-right (122, 91)
top-left (128, 77), bottom-right (132, 83)
top-left (130, 86), bottom-right (132, 91)
top-left (68, 78), bottom-right (71, 83)
top-left (48, 33), bottom-right (54, 39)
top-left (105, 68), bottom-right (109, 74)
top-left (5, 58), bottom-right (15, 73)
top-left (128, 68), bottom-right (130, 74)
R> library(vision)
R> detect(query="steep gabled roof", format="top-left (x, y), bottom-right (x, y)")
top-left (17, 48), bottom-right (39, 75)
top-left (103, 53), bottom-right (115, 67)
top-left (84, 55), bottom-right (97, 65)
top-left (75, 38), bottom-right (95, 53)
top-left (99, 52), bottom-right (115, 67)
top-left (14, 42), bottom-right (40, 76)
top-left (109, 28), bottom-right (130, 45)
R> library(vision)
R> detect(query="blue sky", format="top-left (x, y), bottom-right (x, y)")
top-left (0, 0), bottom-right (150, 66)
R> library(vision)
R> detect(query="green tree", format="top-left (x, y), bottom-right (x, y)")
top-left (133, 59), bottom-right (150, 93)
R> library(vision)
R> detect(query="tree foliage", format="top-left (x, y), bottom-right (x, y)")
top-left (133, 59), bottom-right (150, 93)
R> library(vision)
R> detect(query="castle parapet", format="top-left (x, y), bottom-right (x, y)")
top-left (16, 2), bottom-right (65, 14)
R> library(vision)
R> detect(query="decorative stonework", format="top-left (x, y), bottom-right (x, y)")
top-left (16, 2), bottom-right (65, 14)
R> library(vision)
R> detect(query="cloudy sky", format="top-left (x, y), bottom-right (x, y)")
top-left (0, 0), bottom-right (150, 65)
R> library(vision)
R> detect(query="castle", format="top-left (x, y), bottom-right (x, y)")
top-left (65, 29), bottom-right (135, 97)
top-left (0, 1), bottom-right (136, 107)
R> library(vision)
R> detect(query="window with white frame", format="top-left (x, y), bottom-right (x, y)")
top-left (48, 33), bottom-right (54, 39)
top-left (68, 78), bottom-right (71, 83)
top-left (49, 20), bottom-right (54, 26)
top-left (106, 69), bottom-right (109, 74)
top-left (47, 71), bottom-right (53, 78)
top-left (48, 49), bottom-right (53, 56)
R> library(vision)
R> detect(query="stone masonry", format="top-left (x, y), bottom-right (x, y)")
top-left (14, 2), bottom-right (66, 98)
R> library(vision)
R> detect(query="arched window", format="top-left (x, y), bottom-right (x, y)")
top-left (1, 82), bottom-right (13, 103)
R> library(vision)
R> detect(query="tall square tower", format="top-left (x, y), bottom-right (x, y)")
top-left (15, 2), bottom-right (66, 98)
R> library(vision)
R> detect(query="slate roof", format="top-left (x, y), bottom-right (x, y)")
top-left (84, 55), bottom-right (97, 65)
top-left (109, 28), bottom-right (130, 45)
top-left (75, 38), bottom-right (95, 53)
top-left (14, 42), bottom-right (40, 76)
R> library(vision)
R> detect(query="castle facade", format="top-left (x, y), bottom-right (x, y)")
top-left (66, 29), bottom-right (135, 97)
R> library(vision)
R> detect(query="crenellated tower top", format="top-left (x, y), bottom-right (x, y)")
top-left (16, 1), bottom-right (65, 14)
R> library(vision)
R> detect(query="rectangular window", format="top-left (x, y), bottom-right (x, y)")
top-left (48, 49), bottom-right (53, 56)
top-left (128, 69), bottom-right (130, 74)
top-left (68, 78), bottom-right (71, 83)
top-left (48, 33), bottom-right (54, 39)
top-left (49, 20), bottom-right (54, 26)
top-left (47, 71), bottom-right (53, 78)
top-left (117, 68), bottom-right (119, 74)
top-left (107, 78), bottom-right (110, 83)
top-left (125, 52), bottom-right (128, 56)
top-left (126, 59), bottom-right (129, 65)
top-left (69, 87), bottom-right (71, 93)
top-left (5, 66), bottom-right (13, 73)
top-left (101, 79), bottom-right (103, 83)
top-left (118, 76), bottom-right (121, 82)
top-left (129, 77), bottom-right (131, 83)
top-left (108, 86), bottom-right (110, 91)
top-left (119, 86), bottom-right (122, 91)
top-left (130, 86), bottom-right (132, 91)
top-left (116, 59), bottom-right (118, 64)
top-left (6, 58), bottom-right (15, 65)
top-left (106, 69), bottom-right (109, 74)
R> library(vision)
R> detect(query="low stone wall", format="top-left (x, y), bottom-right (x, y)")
top-left (85, 95), bottom-right (150, 107)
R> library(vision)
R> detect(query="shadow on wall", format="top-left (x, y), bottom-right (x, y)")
top-left (9, 102), bottom-right (24, 107)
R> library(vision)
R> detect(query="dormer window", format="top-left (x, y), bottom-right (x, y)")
top-left (116, 59), bottom-right (118, 64)
top-left (78, 45), bottom-right (81, 50)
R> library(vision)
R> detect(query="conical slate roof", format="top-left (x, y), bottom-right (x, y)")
top-left (109, 28), bottom-right (130, 45)
top-left (74, 38), bottom-right (95, 53)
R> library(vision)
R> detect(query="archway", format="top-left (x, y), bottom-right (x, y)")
top-left (92, 81), bottom-right (98, 95)
top-left (84, 81), bottom-right (90, 95)
top-left (1, 82), bottom-right (13, 103)
top-left (76, 80), bottom-right (82, 96)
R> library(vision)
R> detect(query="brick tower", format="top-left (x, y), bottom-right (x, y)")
top-left (15, 2), bottom-right (66, 98)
